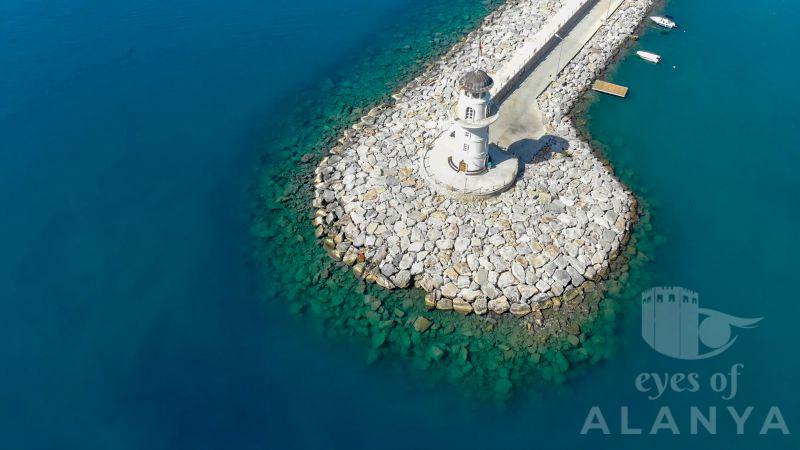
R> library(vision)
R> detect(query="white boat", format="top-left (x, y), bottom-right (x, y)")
top-left (650, 15), bottom-right (677, 29)
top-left (636, 50), bottom-right (661, 63)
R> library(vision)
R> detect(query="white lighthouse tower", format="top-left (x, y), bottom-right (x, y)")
top-left (422, 67), bottom-right (518, 199)
top-left (449, 69), bottom-right (500, 174)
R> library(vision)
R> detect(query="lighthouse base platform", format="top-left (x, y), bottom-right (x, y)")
top-left (421, 131), bottom-right (519, 200)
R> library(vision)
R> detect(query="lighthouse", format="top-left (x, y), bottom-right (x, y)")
top-left (422, 66), bottom-right (517, 199)
top-left (449, 69), bottom-right (500, 174)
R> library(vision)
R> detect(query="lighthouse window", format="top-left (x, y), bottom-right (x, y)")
top-left (465, 107), bottom-right (475, 120)
top-left (465, 131), bottom-right (470, 137)
top-left (668, 294), bottom-right (675, 302)
top-left (462, 144), bottom-right (468, 152)
top-left (683, 295), bottom-right (689, 303)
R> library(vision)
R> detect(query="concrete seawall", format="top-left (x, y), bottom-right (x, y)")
top-left (311, 0), bottom-right (651, 324)
top-left (492, 0), bottom-right (599, 103)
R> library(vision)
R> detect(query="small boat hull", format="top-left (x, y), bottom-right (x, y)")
top-left (650, 15), bottom-right (677, 28)
top-left (636, 50), bottom-right (661, 63)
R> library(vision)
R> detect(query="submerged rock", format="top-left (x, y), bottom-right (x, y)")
top-left (413, 316), bottom-right (432, 333)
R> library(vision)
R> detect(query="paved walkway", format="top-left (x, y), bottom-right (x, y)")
top-left (491, 0), bottom-right (624, 148)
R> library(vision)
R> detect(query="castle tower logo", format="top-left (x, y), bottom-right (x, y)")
top-left (641, 287), bottom-right (762, 360)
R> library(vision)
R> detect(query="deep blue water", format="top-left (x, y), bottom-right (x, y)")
top-left (1, 0), bottom-right (798, 448)
top-left (0, 0), bottom-right (423, 448)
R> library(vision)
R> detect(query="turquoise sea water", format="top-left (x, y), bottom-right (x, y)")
top-left (575, 0), bottom-right (800, 444)
top-left (1, 0), bottom-right (798, 448)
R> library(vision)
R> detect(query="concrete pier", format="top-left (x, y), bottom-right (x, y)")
top-left (492, 0), bottom-right (626, 148)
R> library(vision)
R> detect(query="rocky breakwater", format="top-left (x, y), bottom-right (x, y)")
top-left (311, 0), bottom-right (645, 324)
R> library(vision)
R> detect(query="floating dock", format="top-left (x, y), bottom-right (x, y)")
top-left (592, 80), bottom-right (628, 97)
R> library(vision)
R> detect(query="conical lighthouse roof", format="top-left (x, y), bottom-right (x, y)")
top-left (458, 69), bottom-right (494, 94)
